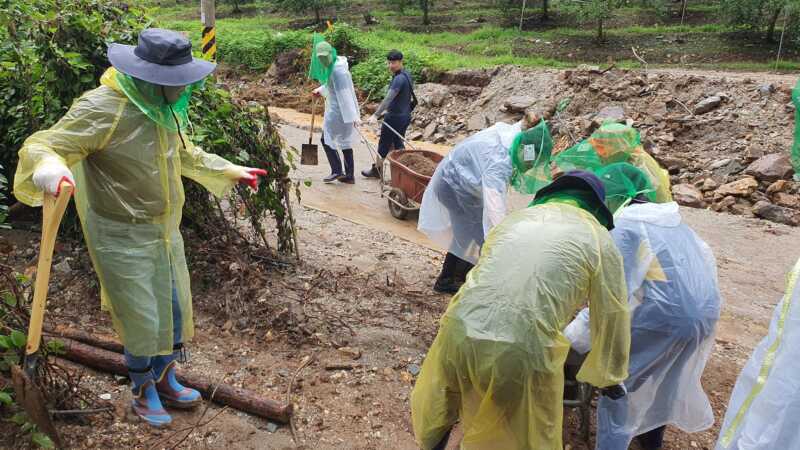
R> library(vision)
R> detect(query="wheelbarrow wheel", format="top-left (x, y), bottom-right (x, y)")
top-left (388, 190), bottom-right (409, 220)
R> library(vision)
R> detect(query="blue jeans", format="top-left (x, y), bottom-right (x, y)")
top-left (124, 281), bottom-right (182, 371)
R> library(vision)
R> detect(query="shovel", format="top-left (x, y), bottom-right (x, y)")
top-left (301, 98), bottom-right (319, 165)
top-left (12, 182), bottom-right (73, 448)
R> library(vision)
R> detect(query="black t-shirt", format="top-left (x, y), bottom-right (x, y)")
top-left (386, 69), bottom-right (413, 117)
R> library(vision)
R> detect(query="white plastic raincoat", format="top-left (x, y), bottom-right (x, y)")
top-left (417, 121), bottom-right (521, 264)
top-left (14, 68), bottom-right (242, 356)
top-left (411, 202), bottom-right (630, 450)
top-left (716, 258), bottom-right (800, 450)
top-left (564, 202), bottom-right (721, 449)
top-left (317, 56), bottom-right (359, 151)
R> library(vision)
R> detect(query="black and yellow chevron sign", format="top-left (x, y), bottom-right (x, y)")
top-left (201, 26), bottom-right (216, 61)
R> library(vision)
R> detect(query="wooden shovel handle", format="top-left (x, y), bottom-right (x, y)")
top-left (26, 182), bottom-right (74, 356)
top-left (308, 97), bottom-right (317, 145)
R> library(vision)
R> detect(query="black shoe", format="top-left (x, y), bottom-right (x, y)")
top-left (361, 165), bottom-right (380, 179)
top-left (433, 277), bottom-right (462, 294)
top-left (337, 176), bottom-right (355, 184)
top-left (324, 173), bottom-right (343, 183)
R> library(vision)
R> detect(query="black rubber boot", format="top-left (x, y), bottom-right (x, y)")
top-left (361, 164), bottom-right (380, 179)
top-left (339, 149), bottom-right (355, 184)
top-left (636, 425), bottom-right (666, 450)
top-left (433, 252), bottom-right (461, 294)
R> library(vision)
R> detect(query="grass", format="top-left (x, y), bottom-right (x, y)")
top-left (146, 0), bottom-right (799, 79)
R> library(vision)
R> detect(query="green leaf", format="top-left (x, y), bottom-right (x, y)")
top-left (0, 336), bottom-right (10, 349)
top-left (3, 291), bottom-right (17, 307)
top-left (0, 392), bottom-right (12, 405)
top-left (303, 179), bottom-right (313, 187)
top-left (31, 432), bottom-right (55, 449)
top-left (45, 339), bottom-right (65, 355)
top-left (10, 412), bottom-right (27, 425)
top-left (10, 330), bottom-right (26, 349)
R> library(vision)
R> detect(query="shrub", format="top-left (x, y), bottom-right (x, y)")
top-left (351, 51), bottom-right (434, 100)
top-left (0, 0), bottom-right (149, 200)
top-left (220, 29), bottom-right (309, 69)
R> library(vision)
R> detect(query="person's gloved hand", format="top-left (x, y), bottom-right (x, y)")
top-left (601, 383), bottom-right (627, 400)
top-left (368, 114), bottom-right (378, 125)
top-left (312, 86), bottom-right (324, 98)
top-left (225, 166), bottom-right (268, 193)
top-left (32, 162), bottom-right (75, 196)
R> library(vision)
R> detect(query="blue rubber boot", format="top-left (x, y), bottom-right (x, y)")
top-left (153, 350), bottom-right (202, 409)
top-left (129, 367), bottom-right (172, 427)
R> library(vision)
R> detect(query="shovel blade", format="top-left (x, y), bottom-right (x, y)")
top-left (301, 144), bottom-right (319, 165)
top-left (11, 364), bottom-right (62, 448)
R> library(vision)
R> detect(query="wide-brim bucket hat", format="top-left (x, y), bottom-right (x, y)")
top-left (536, 170), bottom-right (615, 230)
top-left (108, 28), bottom-right (216, 86)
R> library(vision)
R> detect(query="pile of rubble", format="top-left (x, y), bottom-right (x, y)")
top-left (410, 66), bottom-right (800, 225)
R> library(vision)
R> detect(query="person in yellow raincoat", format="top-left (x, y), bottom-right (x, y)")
top-left (411, 170), bottom-right (631, 450)
top-left (14, 29), bottom-right (267, 427)
top-left (554, 123), bottom-right (673, 203)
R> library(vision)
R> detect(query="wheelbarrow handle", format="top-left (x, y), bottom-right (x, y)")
top-left (380, 120), bottom-right (417, 150)
top-left (26, 182), bottom-right (73, 356)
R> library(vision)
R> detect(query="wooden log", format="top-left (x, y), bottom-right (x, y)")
top-left (46, 325), bottom-right (125, 354)
top-left (59, 338), bottom-right (293, 423)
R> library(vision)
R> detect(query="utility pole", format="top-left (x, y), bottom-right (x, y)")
top-left (200, 0), bottom-right (216, 62)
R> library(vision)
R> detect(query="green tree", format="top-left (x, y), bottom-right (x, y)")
top-left (720, 0), bottom-right (798, 41)
top-left (221, 0), bottom-right (255, 14)
top-left (274, 0), bottom-right (343, 23)
top-left (383, 0), bottom-right (434, 25)
top-left (561, 0), bottom-right (622, 40)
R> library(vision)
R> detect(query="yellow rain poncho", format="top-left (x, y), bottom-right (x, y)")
top-left (14, 68), bottom-right (242, 356)
top-left (411, 202), bottom-right (631, 450)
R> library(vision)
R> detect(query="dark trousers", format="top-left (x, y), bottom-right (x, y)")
top-left (321, 135), bottom-right (354, 178)
top-left (637, 426), bottom-right (666, 450)
top-left (378, 114), bottom-right (411, 158)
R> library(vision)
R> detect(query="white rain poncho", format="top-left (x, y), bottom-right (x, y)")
top-left (417, 121), bottom-right (521, 264)
top-left (412, 202), bottom-right (630, 450)
top-left (318, 56), bottom-right (359, 151)
top-left (716, 258), bottom-right (800, 450)
top-left (564, 202), bottom-right (721, 449)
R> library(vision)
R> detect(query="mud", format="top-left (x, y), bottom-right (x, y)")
top-left (394, 152), bottom-right (439, 177)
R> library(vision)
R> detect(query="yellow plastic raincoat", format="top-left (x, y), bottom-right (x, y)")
top-left (14, 68), bottom-right (241, 356)
top-left (411, 202), bottom-right (631, 450)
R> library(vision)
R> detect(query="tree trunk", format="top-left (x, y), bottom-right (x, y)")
top-left (58, 337), bottom-right (294, 423)
top-left (233, 0), bottom-right (241, 13)
top-left (597, 18), bottom-right (604, 40)
top-left (679, 0), bottom-right (688, 25)
top-left (542, 0), bottom-right (549, 20)
top-left (315, 6), bottom-right (321, 23)
top-left (766, 7), bottom-right (782, 42)
top-left (422, 0), bottom-right (430, 25)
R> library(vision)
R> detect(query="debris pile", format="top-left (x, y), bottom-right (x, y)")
top-left (410, 66), bottom-right (799, 225)
top-left (395, 152), bottom-right (439, 177)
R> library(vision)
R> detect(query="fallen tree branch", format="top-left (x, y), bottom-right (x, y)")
top-left (58, 338), bottom-right (293, 423)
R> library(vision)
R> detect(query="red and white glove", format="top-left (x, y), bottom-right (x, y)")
top-left (32, 162), bottom-right (75, 196)
top-left (226, 166), bottom-right (268, 193)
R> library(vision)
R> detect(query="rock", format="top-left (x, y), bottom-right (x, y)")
top-left (504, 96), bottom-right (537, 113)
top-left (337, 346), bottom-right (362, 360)
top-left (407, 364), bottom-right (421, 376)
top-left (422, 122), bottom-right (438, 140)
top-left (407, 131), bottom-right (424, 141)
top-left (266, 421), bottom-right (279, 433)
top-left (711, 196), bottom-right (736, 212)
top-left (730, 199), bottom-right (754, 216)
top-left (53, 258), bottom-right (72, 274)
top-left (265, 49), bottom-right (304, 82)
top-left (438, 69), bottom-right (493, 87)
top-left (767, 180), bottom-right (791, 195)
top-left (655, 156), bottom-right (685, 174)
top-left (418, 83), bottom-right (450, 108)
top-left (774, 192), bottom-right (800, 209)
top-left (467, 112), bottom-right (487, 131)
top-left (758, 83), bottom-right (775, 95)
top-left (743, 145), bottom-right (764, 162)
top-left (701, 178), bottom-right (719, 192)
top-left (716, 177), bottom-right (759, 197)
top-left (672, 184), bottom-right (705, 207)
top-left (99, 393), bottom-right (112, 401)
top-left (753, 201), bottom-right (800, 226)
top-left (744, 153), bottom-right (794, 182)
top-left (710, 159), bottom-right (744, 178)
top-left (593, 105), bottom-right (626, 127)
top-left (709, 159), bottom-right (732, 170)
top-left (693, 96), bottom-right (722, 115)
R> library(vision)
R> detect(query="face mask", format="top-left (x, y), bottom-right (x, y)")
top-left (162, 85), bottom-right (187, 104)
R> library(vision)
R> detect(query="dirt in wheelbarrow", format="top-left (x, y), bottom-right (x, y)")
top-left (395, 152), bottom-right (439, 177)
